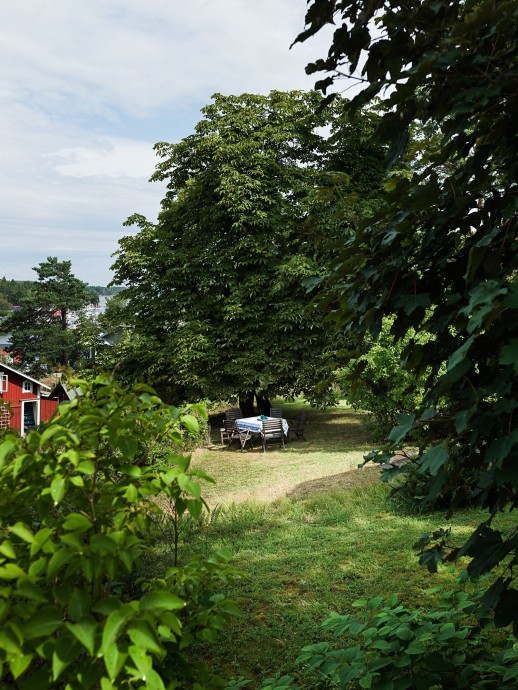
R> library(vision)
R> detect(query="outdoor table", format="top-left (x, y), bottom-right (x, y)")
top-left (236, 416), bottom-right (289, 436)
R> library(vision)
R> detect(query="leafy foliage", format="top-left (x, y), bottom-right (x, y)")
top-left (337, 318), bottom-right (430, 440)
top-left (296, 0), bottom-right (518, 624)
top-left (0, 376), bottom-right (240, 689)
top-left (3, 258), bottom-right (94, 375)
top-left (110, 91), bottom-right (386, 407)
top-left (296, 593), bottom-right (518, 689)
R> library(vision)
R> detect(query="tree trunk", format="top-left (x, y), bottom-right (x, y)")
top-left (255, 394), bottom-right (271, 416)
top-left (239, 391), bottom-right (255, 417)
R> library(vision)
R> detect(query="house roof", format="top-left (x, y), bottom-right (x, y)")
top-left (0, 362), bottom-right (51, 389)
top-left (47, 381), bottom-right (81, 401)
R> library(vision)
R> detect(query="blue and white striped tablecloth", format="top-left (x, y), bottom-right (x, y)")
top-left (236, 416), bottom-right (289, 436)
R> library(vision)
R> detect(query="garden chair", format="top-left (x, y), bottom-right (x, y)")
top-left (288, 411), bottom-right (307, 441)
top-left (220, 409), bottom-right (242, 444)
top-left (222, 420), bottom-right (254, 451)
top-left (225, 409), bottom-right (242, 420)
top-left (261, 418), bottom-right (285, 452)
top-left (220, 419), bottom-right (237, 446)
top-left (269, 407), bottom-right (283, 418)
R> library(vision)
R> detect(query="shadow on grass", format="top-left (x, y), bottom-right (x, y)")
top-left (286, 465), bottom-right (382, 500)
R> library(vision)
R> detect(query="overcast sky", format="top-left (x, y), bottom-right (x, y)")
top-left (1, 0), bottom-right (335, 285)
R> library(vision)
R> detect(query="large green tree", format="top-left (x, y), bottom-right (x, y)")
top-left (111, 90), bottom-right (386, 412)
top-left (4, 257), bottom-right (94, 375)
top-left (295, 1), bottom-right (518, 628)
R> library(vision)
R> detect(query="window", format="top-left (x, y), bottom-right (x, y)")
top-left (22, 380), bottom-right (33, 393)
top-left (0, 374), bottom-right (7, 393)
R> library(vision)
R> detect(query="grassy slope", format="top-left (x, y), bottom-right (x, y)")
top-left (173, 402), bottom-right (514, 687)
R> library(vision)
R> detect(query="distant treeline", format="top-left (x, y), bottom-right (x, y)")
top-left (0, 278), bottom-right (124, 314)
top-left (87, 286), bottom-right (125, 297)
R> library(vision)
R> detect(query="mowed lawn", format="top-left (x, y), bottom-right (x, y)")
top-left (175, 402), bottom-right (514, 687)
top-left (192, 400), bottom-right (375, 506)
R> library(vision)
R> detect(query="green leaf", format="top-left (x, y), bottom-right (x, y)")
top-left (30, 527), bottom-right (53, 556)
top-left (387, 414), bottom-right (415, 444)
top-left (9, 522), bottom-right (35, 544)
top-left (499, 338), bottom-right (518, 373)
top-left (52, 634), bottom-right (79, 680)
top-left (187, 402), bottom-right (208, 420)
top-left (385, 593), bottom-right (398, 607)
top-left (367, 596), bottom-right (383, 610)
top-left (103, 640), bottom-right (127, 682)
top-left (139, 591), bottom-right (185, 612)
top-left (359, 673), bottom-right (373, 689)
top-left (0, 539), bottom-right (17, 559)
top-left (420, 444), bottom-right (448, 476)
top-left (62, 513), bottom-right (93, 533)
top-left (92, 596), bottom-right (122, 616)
top-left (17, 578), bottom-right (49, 603)
top-left (0, 628), bottom-right (23, 655)
top-left (67, 616), bottom-right (98, 655)
top-left (68, 587), bottom-right (90, 621)
top-left (0, 439), bottom-right (16, 468)
top-left (101, 607), bottom-right (133, 652)
top-left (39, 424), bottom-right (66, 446)
top-left (394, 293), bottom-right (431, 315)
top-left (9, 653), bottom-right (33, 679)
top-left (127, 644), bottom-right (152, 680)
top-left (186, 499), bottom-right (203, 519)
top-left (142, 669), bottom-right (166, 690)
top-left (50, 476), bottom-right (66, 505)
top-left (371, 640), bottom-right (392, 650)
top-left (447, 337), bottom-right (474, 371)
top-left (22, 606), bottom-right (62, 639)
top-left (180, 414), bottom-right (199, 434)
top-left (47, 548), bottom-right (73, 578)
top-left (76, 460), bottom-right (95, 474)
top-left (0, 562), bottom-right (26, 579)
top-left (125, 483), bottom-right (139, 502)
top-left (395, 626), bottom-right (413, 641)
top-left (127, 619), bottom-right (163, 654)
top-left (119, 435), bottom-right (137, 460)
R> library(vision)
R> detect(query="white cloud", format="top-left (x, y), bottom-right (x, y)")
top-left (51, 139), bottom-right (158, 178)
top-left (0, 0), bottom-right (337, 283)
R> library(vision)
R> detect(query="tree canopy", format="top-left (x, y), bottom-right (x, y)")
top-left (4, 257), bottom-right (94, 375)
top-left (295, 0), bottom-right (518, 629)
top-left (111, 90), bottom-right (386, 410)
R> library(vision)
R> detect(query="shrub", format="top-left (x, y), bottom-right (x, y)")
top-left (337, 317), bottom-right (431, 440)
top-left (0, 375), bottom-right (241, 689)
top-left (296, 592), bottom-right (518, 689)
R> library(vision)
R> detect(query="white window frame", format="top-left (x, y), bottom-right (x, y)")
top-left (22, 380), bottom-right (33, 393)
top-left (0, 374), bottom-right (7, 393)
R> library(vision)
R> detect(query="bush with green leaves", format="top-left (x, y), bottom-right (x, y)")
top-left (296, 592), bottom-right (518, 690)
top-left (337, 318), bottom-right (431, 440)
top-left (0, 376), bottom-right (241, 689)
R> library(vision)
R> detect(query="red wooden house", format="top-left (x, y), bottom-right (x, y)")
top-left (0, 362), bottom-right (59, 434)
